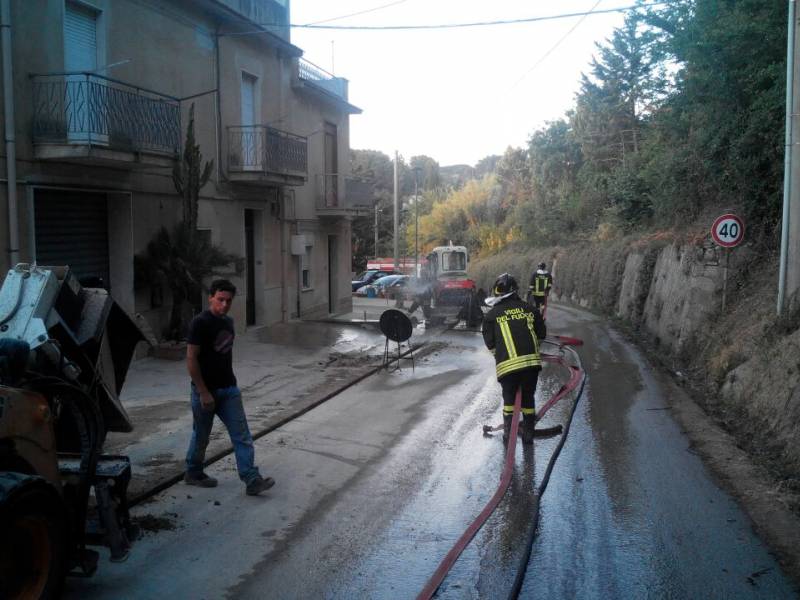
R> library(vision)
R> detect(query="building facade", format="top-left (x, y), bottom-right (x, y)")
top-left (0, 0), bottom-right (362, 336)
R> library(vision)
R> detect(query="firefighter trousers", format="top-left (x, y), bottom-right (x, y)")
top-left (499, 367), bottom-right (540, 418)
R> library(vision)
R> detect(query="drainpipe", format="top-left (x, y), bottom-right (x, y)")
top-left (279, 190), bottom-right (287, 322)
top-left (1, 0), bottom-right (19, 267)
top-left (779, 0), bottom-right (797, 314)
top-left (214, 26), bottom-right (223, 185)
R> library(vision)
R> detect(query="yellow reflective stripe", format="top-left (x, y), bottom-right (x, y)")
top-left (521, 408), bottom-right (536, 415)
top-left (499, 321), bottom-right (517, 359)
top-left (535, 275), bottom-right (548, 294)
top-left (502, 405), bottom-right (514, 415)
top-left (496, 354), bottom-right (541, 378)
top-left (527, 317), bottom-right (540, 354)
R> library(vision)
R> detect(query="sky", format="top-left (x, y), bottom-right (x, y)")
top-left (291, 1), bottom-right (628, 167)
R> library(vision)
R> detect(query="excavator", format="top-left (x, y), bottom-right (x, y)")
top-left (0, 264), bottom-right (149, 599)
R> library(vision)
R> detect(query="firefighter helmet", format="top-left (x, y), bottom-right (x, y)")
top-left (538, 262), bottom-right (546, 270)
top-left (492, 273), bottom-right (518, 296)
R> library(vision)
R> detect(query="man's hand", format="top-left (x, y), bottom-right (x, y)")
top-left (199, 390), bottom-right (215, 412)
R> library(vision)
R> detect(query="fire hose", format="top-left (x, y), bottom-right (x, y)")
top-left (417, 336), bottom-right (586, 600)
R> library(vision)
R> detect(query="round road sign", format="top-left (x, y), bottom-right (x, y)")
top-left (711, 213), bottom-right (744, 248)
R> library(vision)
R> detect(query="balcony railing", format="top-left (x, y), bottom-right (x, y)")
top-left (345, 176), bottom-right (377, 208)
top-left (228, 125), bottom-right (307, 179)
top-left (215, 0), bottom-right (288, 38)
top-left (298, 59), bottom-right (348, 102)
top-left (315, 175), bottom-right (375, 215)
top-left (32, 73), bottom-right (180, 155)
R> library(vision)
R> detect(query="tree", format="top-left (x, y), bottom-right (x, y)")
top-left (173, 104), bottom-right (213, 235)
top-left (135, 103), bottom-right (240, 340)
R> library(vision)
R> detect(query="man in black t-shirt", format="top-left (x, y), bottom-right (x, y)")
top-left (184, 279), bottom-right (275, 496)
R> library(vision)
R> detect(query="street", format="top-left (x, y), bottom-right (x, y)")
top-left (63, 302), bottom-right (796, 599)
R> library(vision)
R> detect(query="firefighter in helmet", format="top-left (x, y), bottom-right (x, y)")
top-left (528, 262), bottom-right (553, 311)
top-left (482, 273), bottom-right (546, 443)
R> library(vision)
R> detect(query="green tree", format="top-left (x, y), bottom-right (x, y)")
top-left (640, 0), bottom-right (787, 229)
top-left (173, 104), bottom-right (213, 234)
top-left (136, 103), bottom-right (239, 340)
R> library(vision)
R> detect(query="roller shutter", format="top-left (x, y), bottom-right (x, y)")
top-left (64, 2), bottom-right (97, 72)
top-left (34, 189), bottom-right (110, 288)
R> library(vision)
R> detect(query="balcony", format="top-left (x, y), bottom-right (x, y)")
top-left (315, 174), bottom-right (375, 217)
top-left (32, 73), bottom-right (180, 168)
top-left (227, 125), bottom-right (307, 186)
top-left (215, 0), bottom-right (289, 41)
top-left (296, 59), bottom-right (362, 114)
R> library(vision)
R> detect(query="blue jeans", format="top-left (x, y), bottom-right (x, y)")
top-left (186, 385), bottom-right (261, 484)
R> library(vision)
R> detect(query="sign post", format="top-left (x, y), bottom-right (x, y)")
top-left (711, 213), bottom-right (745, 311)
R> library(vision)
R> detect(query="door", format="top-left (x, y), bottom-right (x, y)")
top-left (34, 189), bottom-right (110, 288)
top-left (323, 122), bottom-right (338, 207)
top-left (328, 235), bottom-right (337, 314)
top-left (245, 210), bottom-right (256, 325)
top-left (241, 73), bottom-right (258, 169)
top-left (64, 2), bottom-right (102, 143)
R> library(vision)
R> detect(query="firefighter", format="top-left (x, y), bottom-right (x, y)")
top-left (528, 262), bottom-right (553, 311)
top-left (482, 273), bottom-right (546, 444)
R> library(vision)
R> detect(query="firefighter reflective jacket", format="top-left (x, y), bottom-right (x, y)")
top-left (482, 295), bottom-right (546, 380)
top-left (529, 269), bottom-right (553, 297)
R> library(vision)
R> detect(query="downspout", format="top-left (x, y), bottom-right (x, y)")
top-left (279, 190), bottom-right (287, 322)
top-left (1, 0), bottom-right (19, 267)
top-left (779, 0), bottom-right (796, 314)
top-left (214, 26), bottom-right (223, 185)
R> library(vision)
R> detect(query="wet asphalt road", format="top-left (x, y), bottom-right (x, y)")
top-left (64, 304), bottom-right (797, 599)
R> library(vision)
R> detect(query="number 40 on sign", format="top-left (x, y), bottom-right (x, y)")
top-left (711, 213), bottom-right (745, 248)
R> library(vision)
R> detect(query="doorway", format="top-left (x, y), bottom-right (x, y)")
top-left (241, 72), bottom-right (258, 169)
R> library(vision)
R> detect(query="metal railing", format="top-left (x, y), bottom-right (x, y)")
top-left (298, 59), bottom-right (348, 101)
top-left (314, 175), bottom-right (375, 213)
top-left (228, 125), bottom-right (307, 178)
top-left (32, 73), bottom-right (180, 155)
top-left (216, 0), bottom-right (288, 35)
top-left (344, 176), bottom-right (376, 208)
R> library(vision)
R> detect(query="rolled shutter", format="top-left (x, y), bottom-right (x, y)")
top-left (34, 189), bottom-right (110, 288)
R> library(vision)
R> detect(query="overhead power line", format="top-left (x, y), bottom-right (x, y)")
top-left (303, 0), bottom-right (410, 26)
top-left (512, 0), bottom-right (605, 87)
top-left (288, 3), bottom-right (667, 31)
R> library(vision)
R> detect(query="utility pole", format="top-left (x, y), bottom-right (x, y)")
top-left (413, 167), bottom-right (420, 278)
top-left (780, 0), bottom-right (800, 314)
top-left (393, 150), bottom-right (399, 271)
top-left (374, 202), bottom-right (379, 259)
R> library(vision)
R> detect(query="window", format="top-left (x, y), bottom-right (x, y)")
top-left (64, 2), bottom-right (99, 142)
top-left (323, 122), bottom-right (338, 207)
top-left (442, 251), bottom-right (467, 271)
top-left (240, 72), bottom-right (259, 169)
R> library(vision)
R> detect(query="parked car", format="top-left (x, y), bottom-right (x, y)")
top-left (352, 269), bottom-right (399, 292)
top-left (354, 274), bottom-right (408, 298)
top-left (373, 274), bottom-right (409, 299)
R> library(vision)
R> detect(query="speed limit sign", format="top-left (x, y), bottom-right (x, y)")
top-left (711, 213), bottom-right (744, 248)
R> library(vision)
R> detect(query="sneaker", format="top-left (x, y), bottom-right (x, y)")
top-left (245, 476), bottom-right (275, 496)
top-left (184, 472), bottom-right (218, 488)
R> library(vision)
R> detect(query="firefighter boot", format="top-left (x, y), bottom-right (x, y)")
top-left (521, 415), bottom-right (537, 445)
top-left (502, 414), bottom-right (513, 443)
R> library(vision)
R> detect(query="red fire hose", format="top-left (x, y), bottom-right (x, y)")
top-left (416, 337), bottom-right (585, 600)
